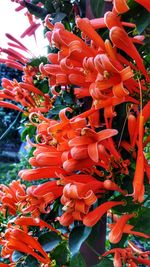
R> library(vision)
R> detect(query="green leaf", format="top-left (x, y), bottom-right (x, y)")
top-left (70, 252), bottom-right (86, 267)
top-left (50, 105), bottom-right (66, 115)
top-left (90, 0), bottom-right (104, 18)
top-left (28, 56), bottom-right (48, 67)
top-left (21, 125), bottom-right (36, 142)
top-left (52, 12), bottom-right (67, 24)
top-left (133, 207), bottom-right (150, 235)
top-left (62, 91), bottom-right (74, 105)
top-left (51, 242), bottom-right (70, 267)
top-left (31, 0), bottom-right (41, 4)
top-left (24, 1), bottom-right (48, 19)
top-left (23, 255), bottom-right (39, 267)
top-left (12, 251), bottom-right (25, 262)
top-left (86, 217), bottom-right (106, 253)
top-left (92, 257), bottom-right (113, 267)
top-left (38, 232), bottom-right (61, 252)
top-left (69, 225), bottom-right (92, 257)
top-left (136, 10), bottom-right (150, 34)
top-left (34, 79), bottom-right (49, 94)
top-left (44, 0), bottom-right (55, 12)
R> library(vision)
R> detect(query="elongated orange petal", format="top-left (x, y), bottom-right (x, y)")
top-left (103, 180), bottom-right (127, 195)
top-left (114, 250), bottom-right (123, 267)
top-left (88, 142), bottom-right (99, 162)
top-left (71, 146), bottom-right (88, 160)
top-left (19, 167), bottom-right (66, 181)
top-left (113, 0), bottom-right (129, 14)
top-left (108, 213), bottom-right (135, 243)
top-left (110, 26), bottom-right (150, 82)
top-left (83, 201), bottom-right (125, 227)
top-left (36, 152), bottom-right (62, 166)
top-left (132, 115), bottom-right (144, 202)
top-left (8, 239), bottom-right (49, 264)
top-left (63, 158), bottom-right (94, 173)
top-left (76, 17), bottom-right (105, 50)
top-left (69, 136), bottom-right (93, 146)
top-left (14, 216), bottom-right (60, 234)
top-left (96, 129), bottom-right (118, 141)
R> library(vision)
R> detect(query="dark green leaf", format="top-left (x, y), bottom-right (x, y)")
top-left (52, 12), bottom-right (67, 24)
top-left (31, 0), bottom-right (41, 4)
top-left (87, 217), bottom-right (106, 254)
top-left (12, 251), bottom-right (25, 262)
top-left (110, 195), bottom-right (140, 213)
top-left (16, 263), bottom-right (24, 267)
top-left (21, 125), bottom-right (36, 142)
top-left (23, 255), bottom-right (39, 267)
top-left (70, 252), bottom-right (86, 267)
top-left (28, 56), bottom-right (48, 67)
top-left (50, 105), bottom-right (66, 115)
top-left (136, 10), bottom-right (150, 34)
top-left (69, 225), bottom-right (92, 257)
top-left (24, 1), bottom-right (48, 19)
top-left (133, 207), bottom-right (150, 235)
top-left (34, 79), bottom-right (49, 94)
top-left (90, 0), bottom-right (104, 18)
top-left (44, 0), bottom-right (55, 13)
top-left (38, 232), bottom-right (61, 252)
top-left (62, 91), bottom-right (74, 104)
top-left (92, 257), bottom-right (113, 267)
top-left (51, 242), bottom-right (70, 266)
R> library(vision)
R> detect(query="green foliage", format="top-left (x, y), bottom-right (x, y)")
top-left (69, 225), bottom-right (91, 257)
top-left (70, 252), bottom-right (86, 267)
top-left (133, 207), bottom-right (150, 235)
top-left (24, 1), bottom-right (48, 19)
top-left (90, 0), bottom-right (104, 18)
top-left (15, 255), bottom-right (39, 267)
top-left (92, 257), bottom-right (113, 267)
top-left (51, 242), bottom-right (70, 266)
top-left (38, 232), bottom-right (62, 252)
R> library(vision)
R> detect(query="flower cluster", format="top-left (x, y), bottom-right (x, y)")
top-left (0, 0), bottom-right (150, 266)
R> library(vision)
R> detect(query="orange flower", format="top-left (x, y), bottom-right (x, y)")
top-left (58, 180), bottom-right (104, 226)
top-left (113, 0), bottom-right (150, 13)
top-left (0, 180), bottom-right (26, 215)
top-left (132, 114), bottom-right (145, 202)
top-left (1, 226), bottom-right (50, 264)
top-left (108, 213), bottom-right (135, 244)
top-left (20, 181), bottom-right (63, 216)
top-left (83, 201), bottom-right (125, 227)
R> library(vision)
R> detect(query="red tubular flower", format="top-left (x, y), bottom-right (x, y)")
top-left (103, 180), bottom-right (127, 195)
top-left (19, 181), bottom-right (63, 216)
top-left (18, 166), bottom-right (66, 181)
top-left (132, 114), bottom-right (145, 202)
top-left (108, 213), bottom-right (135, 244)
top-left (113, 0), bottom-right (129, 14)
top-left (0, 180), bottom-right (26, 215)
top-left (114, 250), bottom-right (123, 267)
top-left (113, 0), bottom-right (150, 14)
top-left (83, 201), bottom-right (125, 227)
top-left (128, 113), bottom-right (137, 145)
top-left (1, 226), bottom-right (50, 264)
top-left (58, 180), bottom-right (104, 226)
top-left (14, 216), bottom-right (60, 234)
top-left (110, 26), bottom-right (150, 82)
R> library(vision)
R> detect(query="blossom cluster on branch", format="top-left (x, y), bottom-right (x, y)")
top-left (0, 0), bottom-right (150, 266)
